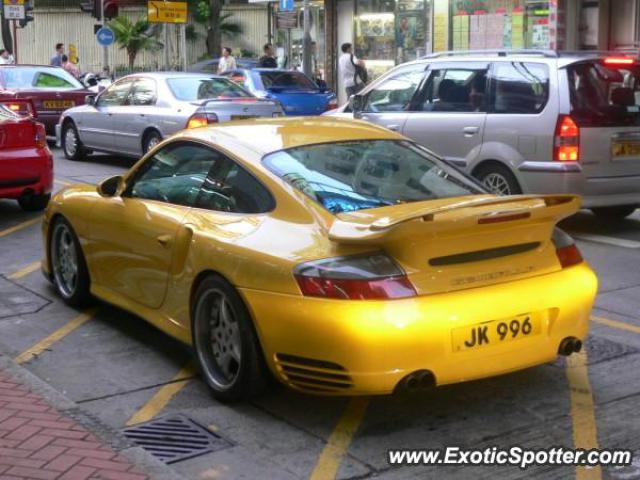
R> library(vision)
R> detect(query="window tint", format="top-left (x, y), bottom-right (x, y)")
top-left (263, 140), bottom-right (480, 214)
top-left (130, 78), bottom-right (157, 106)
top-left (1, 67), bottom-right (83, 90)
top-left (364, 66), bottom-right (425, 112)
top-left (98, 80), bottom-right (134, 107)
top-left (259, 71), bottom-right (318, 90)
top-left (128, 143), bottom-right (222, 207)
top-left (490, 62), bottom-right (549, 114)
top-left (421, 68), bottom-right (488, 112)
top-left (167, 77), bottom-right (252, 101)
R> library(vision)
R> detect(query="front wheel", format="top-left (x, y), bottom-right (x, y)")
top-left (50, 218), bottom-right (92, 307)
top-left (62, 122), bottom-right (87, 161)
top-left (591, 205), bottom-right (637, 220)
top-left (474, 164), bottom-right (522, 195)
top-left (18, 193), bottom-right (50, 211)
top-left (192, 275), bottom-right (268, 402)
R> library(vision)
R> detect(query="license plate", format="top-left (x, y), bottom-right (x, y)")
top-left (451, 313), bottom-right (541, 352)
top-left (612, 142), bottom-right (640, 158)
top-left (43, 100), bottom-right (75, 109)
top-left (230, 115), bottom-right (257, 120)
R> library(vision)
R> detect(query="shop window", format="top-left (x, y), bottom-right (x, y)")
top-left (364, 66), bottom-right (426, 112)
top-left (419, 68), bottom-right (488, 112)
top-left (489, 62), bottom-right (549, 114)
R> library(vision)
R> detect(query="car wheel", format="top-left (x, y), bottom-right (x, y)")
top-left (192, 275), bottom-right (268, 402)
top-left (143, 130), bottom-right (162, 154)
top-left (18, 193), bottom-right (50, 212)
top-left (475, 164), bottom-right (522, 195)
top-left (62, 122), bottom-right (86, 161)
top-left (591, 205), bottom-right (637, 220)
top-left (50, 218), bottom-right (91, 307)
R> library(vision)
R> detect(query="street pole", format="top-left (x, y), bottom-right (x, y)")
top-left (164, 24), bottom-right (170, 70)
top-left (302, 0), bottom-right (311, 76)
top-left (11, 20), bottom-right (17, 64)
top-left (101, 0), bottom-right (109, 74)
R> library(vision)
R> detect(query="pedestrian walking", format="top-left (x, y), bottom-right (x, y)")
top-left (61, 55), bottom-right (80, 78)
top-left (338, 43), bottom-right (366, 98)
top-left (218, 47), bottom-right (237, 74)
top-left (258, 43), bottom-right (277, 69)
top-left (0, 49), bottom-right (15, 65)
top-left (50, 43), bottom-right (64, 67)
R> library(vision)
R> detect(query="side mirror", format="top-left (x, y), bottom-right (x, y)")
top-left (349, 94), bottom-right (365, 117)
top-left (97, 175), bottom-right (124, 197)
top-left (85, 95), bottom-right (96, 106)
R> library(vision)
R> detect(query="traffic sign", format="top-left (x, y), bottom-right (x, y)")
top-left (96, 26), bottom-right (115, 47)
top-left (148, 1), bottom-right (187, 24)
top-left (279, 0), bottom-right (294, 12)
top-left (3, 0), bottom-right (25, 20)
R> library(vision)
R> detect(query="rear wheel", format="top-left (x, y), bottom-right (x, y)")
top-left (18, 193), bottom-right (50, 211)
top-left (475, 164), bottom-right (522, 195)
top-left (591, 205), bottom-right (637, 220)
top-left (191, 275), bottom-right (268, 402)
top-left (143, 130), bottom-right (162, 154)
top-left (50, 218), bottom-right (91, 307)
top-left (62, 121), bottom-right (87, 161)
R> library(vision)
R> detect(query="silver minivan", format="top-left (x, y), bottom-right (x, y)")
top-left (327, 50), bottom-right (640, 219)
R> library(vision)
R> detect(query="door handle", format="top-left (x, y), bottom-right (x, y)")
top-left (386, 124), bottom-right (400, 131)
top-left (463, 126), bottom-right (479, 136)
top-left (156, 234), bottom-right (172, 247)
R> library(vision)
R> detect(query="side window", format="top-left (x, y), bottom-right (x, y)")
top-left (364, 67), bottom-right (426, 112)
top-left (127, 143), bottom-right (223, 207)
top-left (97, 80), bottom-right (134, 107)
top-left (130, 78), bottom-right (157, 106)
top-left (490, 62), bottom-right (549, 114)
top-left (196, 159), bottom-right (274, 214)
top-left (420, 68), bottom-right (488, 112)
top-left (33, 72), bottom-right (75, 89)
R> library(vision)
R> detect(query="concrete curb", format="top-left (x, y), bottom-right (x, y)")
top-left (0, 354), bottom-right (187, 480)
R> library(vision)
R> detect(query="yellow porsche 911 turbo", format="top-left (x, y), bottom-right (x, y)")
top-left (42, 117), bottom-right (597, 401)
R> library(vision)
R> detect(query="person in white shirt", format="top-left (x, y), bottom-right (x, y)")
top-left (218, 47), bottom-right (237, 74)
top-left (0, 49), bottom-right (15, 65)
top-left (338, 43), bottom-right (365, 98)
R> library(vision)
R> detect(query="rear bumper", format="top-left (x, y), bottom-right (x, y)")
top-left (36, 113), bottom-right (61, 136)
top-left (0, 147), bottom-right (53, 200)
top-left (241, 263), bottom-right (598, 395)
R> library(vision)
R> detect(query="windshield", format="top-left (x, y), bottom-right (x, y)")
top-left (263, 140), bottom-right (481, 214)
top-left (259, 71), bottom-right (318, 91)
top-left (167, 77), bottom-right (253, 101)
top-left (568, 60), bottom-right (640, 127)
top-left (1, 67), bottom-right (83, 90)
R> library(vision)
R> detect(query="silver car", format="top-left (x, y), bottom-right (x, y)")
top-left (327, 50), bottom-right (640, 219)
top-left (57, 72), bottom-right (283, 160)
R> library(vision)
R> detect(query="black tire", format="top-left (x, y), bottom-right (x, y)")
top-left (143, 130), bottom-right (162, 154)
top-left (49, 217), bottom-right (92, 307)
top-left (591, 205), bottom-right (637, 220)
top-left (18, 193), bottom-right (50, 211)
top-left (474, 163), bottom-right (522, 195)
top-left (62, 121), bottom-right (87, 161)
top-left (191, 274), bottom-right (268, 402)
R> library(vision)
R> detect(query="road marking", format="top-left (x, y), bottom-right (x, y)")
top-left (0, 217), bottom-right (41, 239)
top-left (54, 179), bottom-right (72, 186)
top-left (8, 261), bottom-right (41, 280)
top-left (566, 349), bottom-right (602, 480)
top-left (126, 363), bottom-right (196, 426)
top-left (592, 315), bottom-right (640, 334)
top-left (309, 397), bottom-right (369, 480)
top-left (15, 308), bottom-right (97, 365)
top-left (573, 233), bottom-right (640, 249)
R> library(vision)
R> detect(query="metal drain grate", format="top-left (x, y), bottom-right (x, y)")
top-left (122, 414), bottom-right (231, 464)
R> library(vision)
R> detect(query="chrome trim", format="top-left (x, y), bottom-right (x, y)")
top-left (518, 161), bottom-right (582, 173)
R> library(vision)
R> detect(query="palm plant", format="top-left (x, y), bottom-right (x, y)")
top-left (109, 16), bottom-right (163, 70)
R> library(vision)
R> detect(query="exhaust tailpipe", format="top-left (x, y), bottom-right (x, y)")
top-left (394, 370), bottom-right (436, 394)
top-left (558, 337), bottom-right (583, 356)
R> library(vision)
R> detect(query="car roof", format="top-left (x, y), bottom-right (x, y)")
top-left (120, 72), bottom-right (228, 80)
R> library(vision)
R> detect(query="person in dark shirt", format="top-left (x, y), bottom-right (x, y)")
top-left (258, 43), bottom-right (277, 68)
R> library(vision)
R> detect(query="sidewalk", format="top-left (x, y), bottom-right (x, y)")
top-left (0, 355), bottom-right (184, 480)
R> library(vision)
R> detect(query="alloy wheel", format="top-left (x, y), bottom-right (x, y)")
top-left (482, 172), bottom-right (512, 195)
top-left (64, 127), bottom-right (78, 157)
top-left (52, 223), bottom-right (79, 298)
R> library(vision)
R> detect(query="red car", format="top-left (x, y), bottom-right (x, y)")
top-left (0, 102), bottom-right (53, 211)
top-left (0, 65), bottom-right (91, 135)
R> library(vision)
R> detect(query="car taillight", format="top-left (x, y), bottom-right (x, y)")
top-left (552, 228), bottom-right (583, 268)
top-left (186, 112), bottom-right (218, 129)
top-left (294, 254), bottom-right (416, 300)
top-left (325, 98), bottom-right (338, 111)
top-left (603, 57), bottom-right (635, 66)
top-left (554, 115), bottom-right (579, 162)
top-left (2, 101), bottom-right (33, 117)
top-left (34, 122), bottom-right (47, 148)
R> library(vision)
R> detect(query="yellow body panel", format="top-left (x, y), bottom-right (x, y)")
top-left (42, 117), bottom-right (598, 395)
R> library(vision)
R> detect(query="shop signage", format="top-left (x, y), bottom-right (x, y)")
top-left (3, 0), bottom-right (25, 20)
top-left (276, 10), bottom-right (298, 29)
top-left (148, 0), bottom-right (188, 23)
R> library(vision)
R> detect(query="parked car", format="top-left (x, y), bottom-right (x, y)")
top-left (42, 117), bottom-right (596, 401)
top-left (57, 73), bottom-right (284, 160)
top-left (222, 68), bottom-right (337, 115)
top-left (326, 50), bottom-right (640, 219)
top-left (0, 65), bottom-right (92, 136)
top-left (0, 102), bottom-right (52, 211)
top-left (188, 58), bottom-right (259, 74)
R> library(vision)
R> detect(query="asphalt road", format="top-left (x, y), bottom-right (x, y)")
top-left (1, 147), bottom-right (640, 480)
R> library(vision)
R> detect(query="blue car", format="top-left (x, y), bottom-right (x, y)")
top-left (221, 69), bottom-right (337, 116)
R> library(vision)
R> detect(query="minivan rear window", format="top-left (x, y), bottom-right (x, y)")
top-left (567, 60), bottom-right (640, 127)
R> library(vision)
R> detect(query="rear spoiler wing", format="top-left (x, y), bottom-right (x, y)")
top-left (329, 194), bottom-right (581, 244)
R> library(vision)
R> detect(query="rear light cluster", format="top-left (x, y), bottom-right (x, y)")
top-left (552, 228), bottom-right (583, 268)
top-left (186, 111), bottom-right (218, 129)
top-left (554, 115), bottom-right (580, 162)
top-left (294, 254), bottom-right (416, 300)
top-left (34, 122), bottom-right (47, 148)
top-left (1, 100), bottom-right (33, 117)
top-left (325, 98), bottom-right (338, 112)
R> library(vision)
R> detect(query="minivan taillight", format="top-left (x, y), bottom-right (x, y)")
top-left (294, 254), bottom-right (416, 300)
top-left (552, 228), bottom-right (583, 268)
top-left (186, 112), bottom-right (218, 129)
top-left (554, 115), bottom-right (580, 162)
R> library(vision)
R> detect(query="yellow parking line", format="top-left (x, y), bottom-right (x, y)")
top-left (566, 349), bottom-right (602, 480)
top-left (126, 363), bottom-right (196, 426)
top-left (15, 308), bottom-right (97, 365)
top-left (309, 397), bottom-right (369, 480)
top-left (8, 261), bottom-right (41, 280)
top-left (0, 217), bottom-right (41, 239)
top-left (592, 315), bottom-right (640, 335)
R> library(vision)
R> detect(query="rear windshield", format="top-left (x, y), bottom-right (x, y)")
top-left (167, 77), bottom-right (253, 101)
top-left (259, 71), bottom-right (318, 91)
top-left (1, 67), bottom-right (83, 90)
top-left (568, 60), bottom-right (640, 127)
top-left (263, 140), bottom-right (481, 214)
